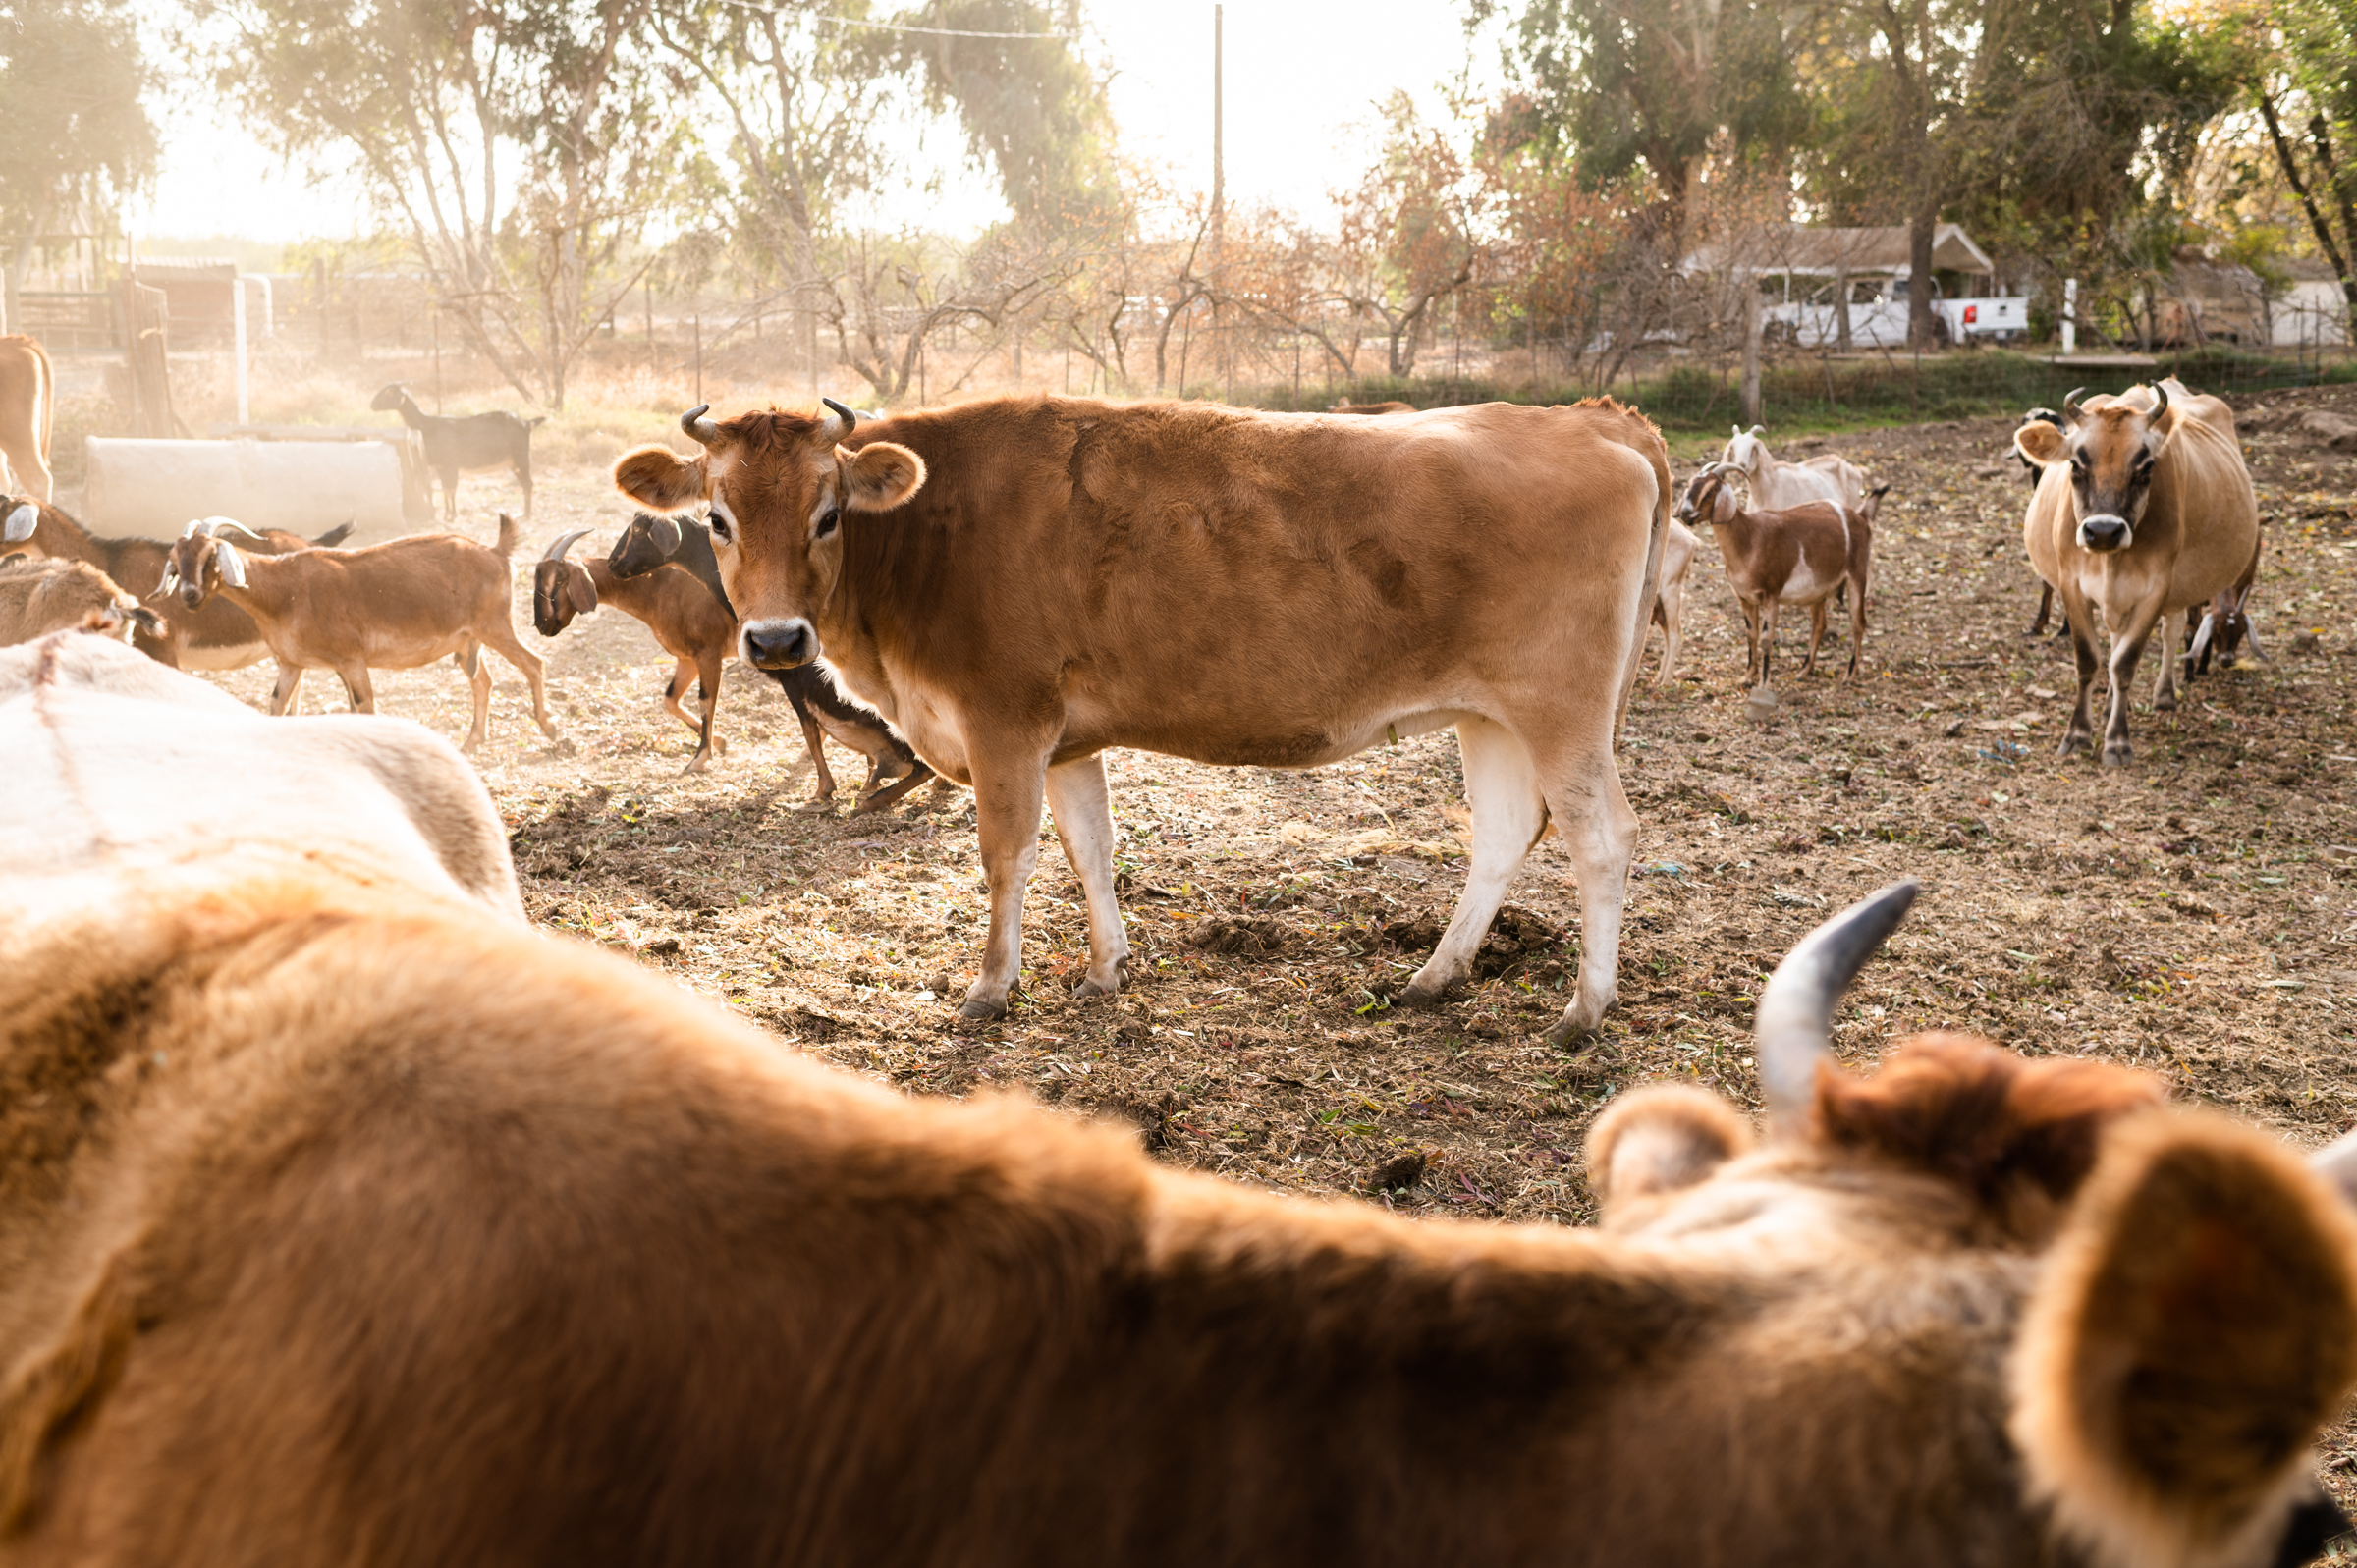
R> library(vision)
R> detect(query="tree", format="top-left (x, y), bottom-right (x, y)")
top-left (201, 0), bottom-right (676, 410)
top-left (1478, 0), bottom-right (1807, 229)
top-left (2255, 0), bottom-right (2357, 329)
top-left (0, 0), bottom-right (155, 332)
top-left (1329, 93), bottom-right (1480, 379)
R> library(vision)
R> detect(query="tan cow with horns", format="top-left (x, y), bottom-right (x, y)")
top-left (8, 643), bottom-right (2357, 1567)
top-left (615, 395), bottom-right (1672, 1042)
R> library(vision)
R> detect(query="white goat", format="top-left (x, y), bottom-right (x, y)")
top-left (1721, 424), bottom-right (1871, 512)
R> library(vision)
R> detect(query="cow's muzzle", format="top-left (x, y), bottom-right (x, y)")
top-left (2077, 514), bottom-right (2131, 552)
top-left (741, 618), bottom-right (817, 670)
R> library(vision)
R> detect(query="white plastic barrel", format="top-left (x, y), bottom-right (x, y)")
top-left (83, 438), bottom-right (407, 542)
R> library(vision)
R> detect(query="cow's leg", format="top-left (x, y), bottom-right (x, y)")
top-left (2026, 582), bottom-right (2054, 637)
top-left (0, 432), bottom-right (51, 506)
top-left (1539, 729), bottom-right (1637, 1046)
top-left (1400, 716), bottom-right (1545, 1009)
top-left (961, 745), bottom-right (1051, 1020)
top-left (2101, 596), bottom-right (2168, 768)
top-left (2151, 605), bottom-right (2184, 712)
top-left (2059, 593), bottom-right (2101, 757)
top-left (480, 622), bottom-right (558, 737)
top-left (1044, 753), bottom-right (1130, 1000)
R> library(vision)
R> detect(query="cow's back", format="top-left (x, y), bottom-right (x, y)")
top-left (850, 398), bottom-right (1662, 765)
top-left (2154, 401), bottom-right (2260, 611)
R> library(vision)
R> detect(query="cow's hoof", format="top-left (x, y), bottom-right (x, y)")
top-left (794, 796), bottom-right (837, 815)
top-left (1542, 1015), bottom-right (1600, 1052)
top-left (680, 757), bottom-right (709, 777)
top-left (1396, 979), bottom-right (1450, 1009)
top-left (2154, 691), bottom-right (2177, 713)
top-left (1072, 975), bottom-right (1122, 1000)
top-left (959, 993), bottom-right (1007, 1021)
top-left (537, 721), bottom-right (560, 739)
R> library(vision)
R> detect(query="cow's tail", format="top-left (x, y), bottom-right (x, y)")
top-left (493, 511), bottom-right (521, 558)
top-left (1611, 412), bottom-right (1672, 748)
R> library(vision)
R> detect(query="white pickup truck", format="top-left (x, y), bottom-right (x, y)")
top-left (1767, 274), bottom-right (2031, 348)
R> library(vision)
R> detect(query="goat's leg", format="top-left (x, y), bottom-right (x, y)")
top-left (785, 679), bottom-right (839, 806)
top-left (683, 650), bottom-right (724, 775)
top-left (340, 665), bottom-right (377, 716)
top-left (660, 658), bottom-right (700, 736)
top-left (267, 662), bottom-right (305, 716)
top-left (454, 645), bottom-right (490, 753)
top-left (1736, 595), bottom-right (1764, 685)
top-left (1845, 571), bottom-right (1867, 680)
top-left (1758, 600), bottom-right (1781, 685)
top-left (439, 466), bottom-right (459, 525)
top-left (480, 622), bottom-right (558, 738)
top-left (1802, 601), bottom-right (1829, 676)
top-left (515, 454), bottom-right (533, 518)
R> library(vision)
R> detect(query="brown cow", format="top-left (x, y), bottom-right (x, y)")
top-left (3, 680), bottom-right (2355, 1568)
top-left (2016, 379), bottom-right (2261, 764)
top-left (1329, 399), bottom-right (1414, 415)
top-left (162, 513), bottom-right (557, 752)
top-left (1677, 465), bottom-right (1882, 683)
top-left (614, 395), bottom-right (1672, 1043)
top-left (0, 334), bottom-right (53, 502)
top-left (2, 498), bottom-right (352, 671)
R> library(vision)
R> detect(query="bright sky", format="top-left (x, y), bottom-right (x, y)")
top-left (131, 1), bottom-right (1504, 250)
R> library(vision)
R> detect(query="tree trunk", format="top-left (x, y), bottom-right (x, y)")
top-left (1834, 267), bottom-right (1852, 351)
top-left (1907, 208), bottom-right (1937, 351)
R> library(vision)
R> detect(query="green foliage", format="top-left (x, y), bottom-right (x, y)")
top-left (0, 0), bottom-right (155, 269)
top-left (893, 0), bottom-right (1115, 223)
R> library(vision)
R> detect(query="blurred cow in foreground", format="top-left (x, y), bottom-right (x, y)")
top-left (4, 632), bottom-right (2356, 1567)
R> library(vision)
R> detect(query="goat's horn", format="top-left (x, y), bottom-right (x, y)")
top-left (822, 397), bottom-right (859, 434)
top-left (210, 518), bottom-right (265, 541)
top-left (1757, 880), bottom-right (1920, 1140)
top-left (680, 405), bottom-right (721, 446)
top-left (541, 528), bottom-right (592, 564)
top-left (180, 517), bottom-right (212, 539)
top-left (2061, 387), bottom-right (2087, 422)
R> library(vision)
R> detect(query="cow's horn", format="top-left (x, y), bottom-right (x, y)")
top-left (822, 397), bottom-right (859, 435)
top-left (2061, 386), bottom-right (2087, 422)
top-left (1757, 879), bottom-right (1920, 1140)
top-left (541, 528), bottom-right (592, 564)
top-left (2149, 380), bottom-right (2169, 422)
top-left (680, 405), bottom-right (721, 446)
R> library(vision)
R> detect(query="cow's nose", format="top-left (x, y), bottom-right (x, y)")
top-left (742, 619), bottom-right (815, 669)
top-left (2079, 515), bottom-right (2128, 551)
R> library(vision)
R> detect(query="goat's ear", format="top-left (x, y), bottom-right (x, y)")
top-left (565, 562), bottom-right (598, 616)
top-left (1586, 1085), bottom-right (1752, 1219)
top-left (2010, 1112), bottom-right (2357, 1568)
top-left (613, 445), bottom-right (707, 514)
top-left (2015, 421), bottom-right (2069, 467)
top-left (2, 503), bottom-right (33, 543)
top-left (211, 540), bottom-right (246, 589)
top-left (127, 607), bottom-right (165, 636)
top-left (841, 442), bottom-right (926, 512)
top-left (1711, 483), bottom-right (1738, 526)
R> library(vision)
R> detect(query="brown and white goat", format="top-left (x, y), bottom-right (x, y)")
top-left (1679, 465), bottom-right (1882, 683)
top-left (0, 556), bottom-right (163, 646)
top-left (3, 497), bottom-right (351, 670)
top-left (163, 513), bottom-right (556, 752)
top-left (531, 527), bottom-right (736, 773)
top-left (6, 666), bottom-right (2357, 1568)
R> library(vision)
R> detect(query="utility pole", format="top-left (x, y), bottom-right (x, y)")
top-left (1210, 3), bottom-right (1223, 402)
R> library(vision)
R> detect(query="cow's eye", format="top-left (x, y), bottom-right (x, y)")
top-left (815, 508), bottom-right (842, 540)
top-left (707, 510), bottom-right (735, 546)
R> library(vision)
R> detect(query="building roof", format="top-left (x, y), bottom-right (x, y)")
top-left (1682, 223), bottom-right (1994, 278)
top-left (129, 258), bottom-right (239, 283)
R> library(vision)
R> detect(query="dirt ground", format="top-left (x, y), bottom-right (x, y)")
top-left (195, 384), bottom-right (2357, 1470)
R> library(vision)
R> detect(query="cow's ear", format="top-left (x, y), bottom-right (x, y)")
top-left (613, 446), bottom-right (708, 514)
top-left (2015, 421), bottom-right (2069, 466)
top-left (565, 562), bottom-right (598, 616)
top-left (1586, 1085), bottom-right (1752, 1219)
top-left (842, 442), bottom-right (927, 512)
top-left (2010, 1112), bottom-right (2357, 1568)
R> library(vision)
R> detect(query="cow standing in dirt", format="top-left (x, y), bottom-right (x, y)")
top-left (615, 396), bottom-right (1671, 1043)
top-left (2016, 380), bottom-right (2260, 765)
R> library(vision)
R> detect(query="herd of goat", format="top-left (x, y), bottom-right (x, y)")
top-left (2, 372), bottom-right (2351, 1568)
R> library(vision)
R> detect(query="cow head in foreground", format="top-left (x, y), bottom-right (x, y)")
top-left (612, 400), bottom-right (924, 671)
top-left (2015, 385), bottom-right (2172, 552)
